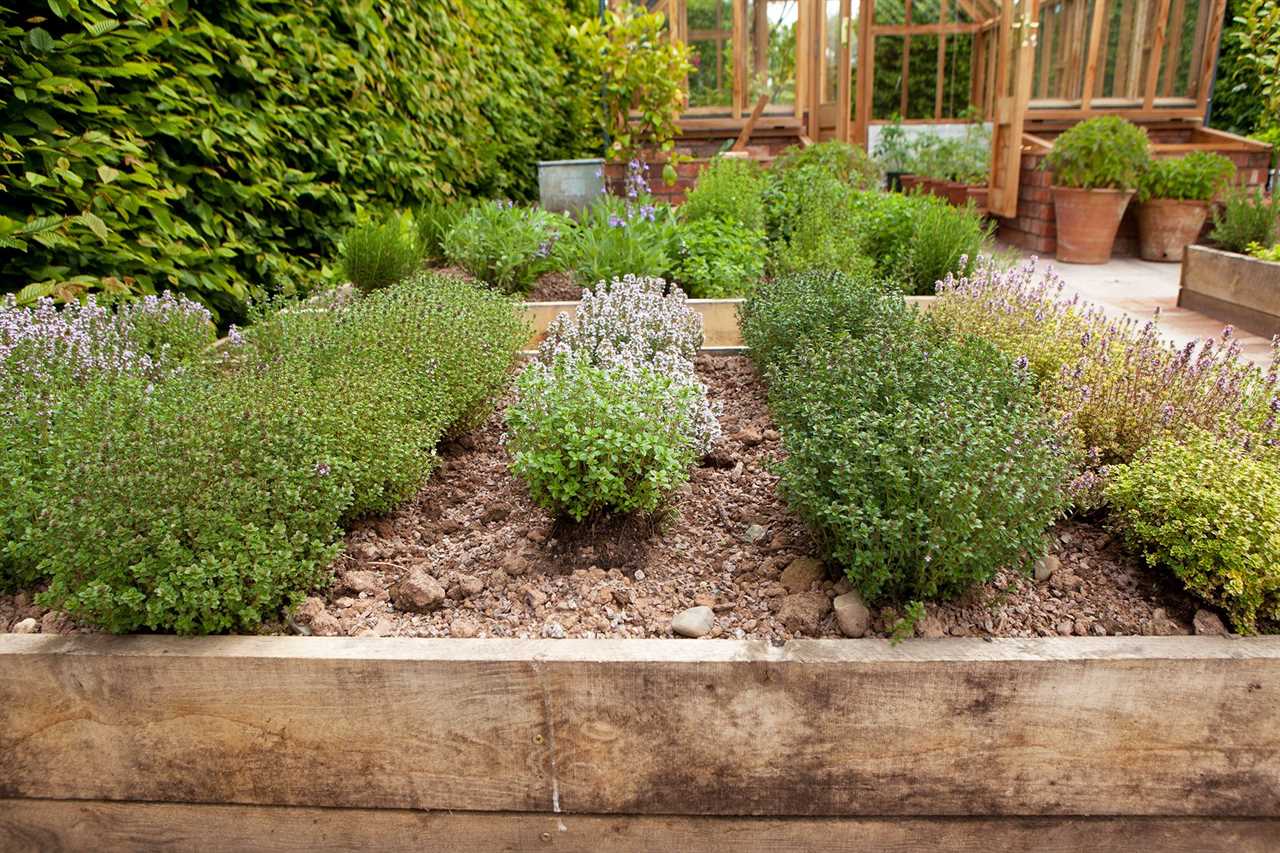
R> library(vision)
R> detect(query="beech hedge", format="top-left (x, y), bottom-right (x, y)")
top-left (0, 0), bottom-right (595, 321)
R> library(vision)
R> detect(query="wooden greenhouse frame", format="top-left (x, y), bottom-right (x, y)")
top-left (643, 0), bottom-right (1259, 217)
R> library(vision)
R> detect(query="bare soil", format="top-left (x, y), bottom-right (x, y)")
top-left (0, 355), bottom-right (1217, 640)
top-left (527, 271), bottom-right (583, 302)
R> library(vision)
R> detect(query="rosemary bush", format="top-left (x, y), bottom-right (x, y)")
top-left (1211, 187), bottom-right (1280, 254)
top-left (341, 213), bottom-right (421, 293)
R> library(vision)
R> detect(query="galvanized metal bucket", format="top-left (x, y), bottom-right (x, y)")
top-left (538, 158), bottom-right (605, 215)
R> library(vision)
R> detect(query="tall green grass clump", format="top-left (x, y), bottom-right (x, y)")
top-left (340, 213), bottom-right (422, 293)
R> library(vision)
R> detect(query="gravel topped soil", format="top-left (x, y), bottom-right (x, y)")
top-left (291, 355), bottom-right (1215, 641)
top-left (527, 271), bottom-right (583, 302)
top-left (0, 355), bottom-right (1224, 640)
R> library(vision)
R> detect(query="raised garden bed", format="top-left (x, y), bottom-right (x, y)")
top-left (1179, 245), bottom-right (1280, 340)
top-left (2, 633), bottom-right (1278, 851)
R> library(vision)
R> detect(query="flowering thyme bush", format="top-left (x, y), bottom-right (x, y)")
top-left (443, 201), bottom-right (569, 294)
top-left (540, 275), bottom-right (703, 367)
top-left (767, 322), bottom-right (1068, 603)
top-left (8, 274), bottom-right (525, 632)
top-left (0, 293), bottom-right (214, 589)
top-left (932, 259), bottom-right (1280, 475)
top-left (1106, 430), bottom-right (1280, 633)
top-left (508, 275), bottom-right (718, 519)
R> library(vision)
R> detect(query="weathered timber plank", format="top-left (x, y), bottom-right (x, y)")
top-left (1, 636), bottom-right (1278, 816)
top-left (3, 800), bottom-right (1279, 853)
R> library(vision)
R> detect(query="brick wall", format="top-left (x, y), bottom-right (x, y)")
top-left (997, 146), bottom-right (1273, 258)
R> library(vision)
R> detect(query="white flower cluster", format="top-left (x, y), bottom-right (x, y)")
top-left (530, 276), bottom-right (720, 455)
top-left (539, 274), bottom-right (703, 369)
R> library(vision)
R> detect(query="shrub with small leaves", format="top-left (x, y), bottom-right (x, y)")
top-left (767, 320), bottom-right (1069, 604)
top-left (680, 157), bottom-right (767, 230)
top-left (1211, 187), bottom-right (1280, 254)
top-left (443, 201), bottom-right (569, 294)
top-left (672, 217), bottom-right (767, 298)
top-left (505, 352), bottom-right (710, 521)
top-left (740, 269), bottom-right (908, 375)
top-left (1248, 241), bottom-right (1280, 261)
top-left (341, 213), bottom-right (421, 293)
top-left (15, 273), bottom-right (525, 632)
top-left (1105, 430), bottom-right (1280, 633)
top-left (540, 274), bottom-right (705, 368)
top-left (771, 140), bottom-right (882, 190)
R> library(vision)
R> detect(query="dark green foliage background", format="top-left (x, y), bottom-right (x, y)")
top-left (1, 0), bottom-right (596, 322)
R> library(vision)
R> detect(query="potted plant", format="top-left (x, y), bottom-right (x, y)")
top-left (1135, 152), bottom-right (1236, 262)
top-left (1043, 116), bottom-right (1151, 264)
top-left (874, 118), bottom-right (913, 191)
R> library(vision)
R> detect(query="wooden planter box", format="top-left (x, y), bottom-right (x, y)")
top-left (522, 296), bottom-right (937, 352)
top-left (1178, 245), bottom-right (1280, 340)
top-left (2, 634), bottom-right (1278, 851)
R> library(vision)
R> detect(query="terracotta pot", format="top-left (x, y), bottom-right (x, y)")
top-left (1051, 187), bottom-right (1135, 264)
top-left (966, 185), bottom-right (990, 212)
top-left (899, 174), bottom-right (921, 194)
top-left (1136, 198), bottom-right (1210, 262)
top-left (942, 181), bottom-right (970, 206)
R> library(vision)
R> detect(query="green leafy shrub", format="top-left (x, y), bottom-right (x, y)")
top-left (1138, 152), bottom-right (1236, 202)
top-left (681, 157), bottom-right (767, 230)
top-left (1211, 188), bottom-right (1280, 253)
top-left (341, 214), bottom-right (421, 293)
top-left (571, 2), bottom-right (692, 172)
top-left (772, 141), bottom-right (882, 190)
top-left (16, 273), bottom-right (526, 632)
top-left (505, 353), bottom-right (708, 521)
top-left (673, 218), bottom-right (767, 298)
top-left (1106, 430), bottom-right (1280, 633)
top-left (740, 269), bottom-right (909, 374)
top-left (417, 201), bottom-right (473, 264)
top-left (767, 320), bottom-right (1068, 604)
top-left (444, 202), bottom-right (570, 294)
top-left (1248, 241), bottom-right (1280, 261)
top-left (558, 196), bottom-right (678, 285)
top-left (763, 166), bottom-right (854, 245)
top-left (0, 0), bottom-right (594, 318)
top-left (0, 292), bottom-right (216, 591)
top-left (1043, 117), bottom-right (1151, 190)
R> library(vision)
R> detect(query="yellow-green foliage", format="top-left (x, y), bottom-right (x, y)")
top-left (1105, 430), bottom-right (1280, 633)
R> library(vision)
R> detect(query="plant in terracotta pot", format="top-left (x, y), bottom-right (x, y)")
top-left (1043, 116), bottom-right (1151, 264)
top-left (1136, 152), bottom-right (1236, 261)
top-left (874, 117), bottom-right (913, 191)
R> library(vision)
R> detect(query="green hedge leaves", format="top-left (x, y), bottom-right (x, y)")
top-left (1, 0), bottom-right (595, 321)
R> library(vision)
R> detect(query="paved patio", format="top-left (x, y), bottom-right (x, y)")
top-left (1019, 252), bottom-right (1277, 368)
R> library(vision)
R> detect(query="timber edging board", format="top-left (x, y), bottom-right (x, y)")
top-left (1, 635), bottom-right (1278, 825)
top-left (521, 296), bottom-right (939, 350)
top-left (1179, 245), bottom-right (1280, 340)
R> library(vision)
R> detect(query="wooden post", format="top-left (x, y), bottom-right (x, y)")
top-left (1144, 0), bottom-right (1173, 108)
top-left (854, 0), bottom-right (874, 144)
top-left (936, 0), bottom-right (950, 117)
top-left (1080, 0), bottom-right (1109, 110)
top-left (901, 0), bottom-right (913, 117)
top-left (735, 94), bottom-right (772, 149)
top-left (1195, 0), bottom-right (1227, 113)
top-left (734, 0), bottom-right (748, 116)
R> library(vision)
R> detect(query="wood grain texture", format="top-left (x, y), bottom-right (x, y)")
top-left (2, 636), bottom-right (1279, 817)
top-left (3, 800), bottom-right (1279, 853)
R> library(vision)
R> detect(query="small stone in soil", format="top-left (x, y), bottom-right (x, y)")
top-left (833, 591), bottom-right (870, 638)
top-left (671, 606), bottom-right (714, 638)
top-left (1034, 554), bottom-right (1059, 582)
top-left (1193, 609), bottom-right (1228, 636)
top-left (542, 621), bottom-right (567, 639)
top-left (11, 617), bottom-right (38, 634)
top-left (780, 557), bottom-right (826, 594)
top-left (779, 592), bottom-right (831, 636)
top-left (743, 523), bottom-right (768, 544)
top-left (450, 618), bottom-right (480, 638)
top-left (392, 570), bottom-right (445, 613)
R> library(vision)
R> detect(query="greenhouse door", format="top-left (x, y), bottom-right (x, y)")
top-left (988, 0), bottom-right (1040, 217)
top-left (816, 0), bottom-right (856, 140)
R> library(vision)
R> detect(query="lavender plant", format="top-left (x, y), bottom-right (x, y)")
top-left (932, 258), bottom-right (1280, 495)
